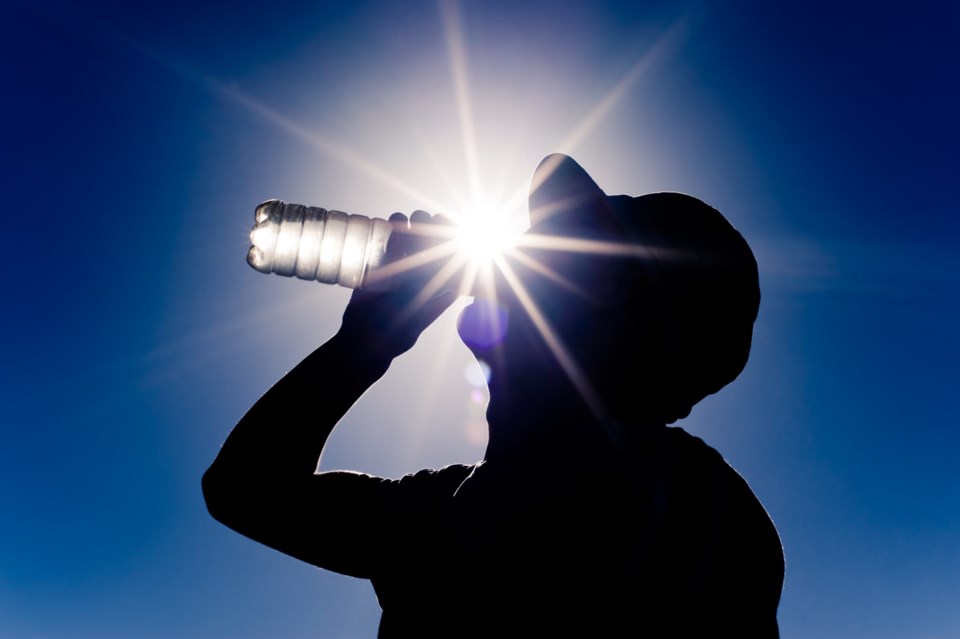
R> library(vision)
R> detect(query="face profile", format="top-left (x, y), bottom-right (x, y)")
top-left (457, 153), bottom-right (760, 427)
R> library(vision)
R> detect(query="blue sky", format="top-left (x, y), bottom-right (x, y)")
top-left (2, 1), bottom-right (958, 637)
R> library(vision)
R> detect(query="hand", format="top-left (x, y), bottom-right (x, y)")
top-left (338, 211), bottom-right (458, 359)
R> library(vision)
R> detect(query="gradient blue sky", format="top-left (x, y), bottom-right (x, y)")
top-left (2, 1), bottom-right (958, 637)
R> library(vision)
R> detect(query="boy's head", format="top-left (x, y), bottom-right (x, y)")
top-left (461, 154), bottom-right (760, 425)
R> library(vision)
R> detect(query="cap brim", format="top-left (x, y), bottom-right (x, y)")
top-left (528, 154), bottom-right (608, 228)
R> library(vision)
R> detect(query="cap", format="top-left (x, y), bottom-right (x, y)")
top-left (524, 153), bottom-right (760, 414)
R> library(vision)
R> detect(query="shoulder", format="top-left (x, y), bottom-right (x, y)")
top-left (660, 426), bottom-right (785, 602)
top-left (388, 463), bottom-right (477, 507)
top-left (658, 426), bottom-right (771, 518)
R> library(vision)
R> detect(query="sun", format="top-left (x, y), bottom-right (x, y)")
top-left (451, 205), bottom-right (519, 271)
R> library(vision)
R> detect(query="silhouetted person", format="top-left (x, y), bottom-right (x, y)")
top-left (203, 154), bottom-right (785, 637)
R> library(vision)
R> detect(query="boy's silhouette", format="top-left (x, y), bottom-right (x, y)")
top-left (203, 154), bottom-right (785, 637)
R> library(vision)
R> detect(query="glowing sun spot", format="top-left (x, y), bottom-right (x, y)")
top-left (452, 207), bottom-right (519, 270)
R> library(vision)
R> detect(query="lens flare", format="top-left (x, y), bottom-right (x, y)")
top-left (452, 207), bottom-right (518, 270)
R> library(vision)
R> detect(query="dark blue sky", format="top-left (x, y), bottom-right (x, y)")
top-left (2, 1), bottom-right (958, 637)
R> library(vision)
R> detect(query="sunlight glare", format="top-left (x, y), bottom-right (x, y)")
top-left (452, 205), bottom-right (519, 271)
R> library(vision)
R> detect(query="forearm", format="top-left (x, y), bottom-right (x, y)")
top-left (205, 329), bottom-right (393, 489)
top-left (202, 211), bottom-right (458, 565)
top-left (201, 327), bottom-right (403, 564)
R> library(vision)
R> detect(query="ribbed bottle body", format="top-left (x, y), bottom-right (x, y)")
top-left (247, 199), bottom-right (395, 290)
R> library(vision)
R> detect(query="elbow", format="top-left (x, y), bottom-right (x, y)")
top-left (202, 463), bottom-right (283, 541)
top-left (202, 463), bottom-right (241, 528)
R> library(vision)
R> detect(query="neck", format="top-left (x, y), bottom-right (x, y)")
top-left (482, 379), bottom-right (669, 467)
top-left (483, 387), bottom-right (607, 464)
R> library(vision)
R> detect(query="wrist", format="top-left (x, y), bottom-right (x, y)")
top-left (325, 326), bottom-right (396, 376)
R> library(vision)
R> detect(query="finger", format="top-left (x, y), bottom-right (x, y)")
top-left (433, 212), bottom-right (454, 226)
top-left (385, 212), bottom-right (411, 260)
top-left (408, 209), bottom-right (438, 255)
top-left (430, 213), bottom-right (459, 245)
top-left (410, 209), bottom-right (431, 225)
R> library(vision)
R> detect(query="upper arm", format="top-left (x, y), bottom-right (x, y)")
top-left (202, 464), bottom-right (473, 579)
top-left (204, 468), bottom-right (396, 578)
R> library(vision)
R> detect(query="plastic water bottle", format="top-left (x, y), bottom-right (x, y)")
top-left (247, 199), bottom-right (397, 290)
